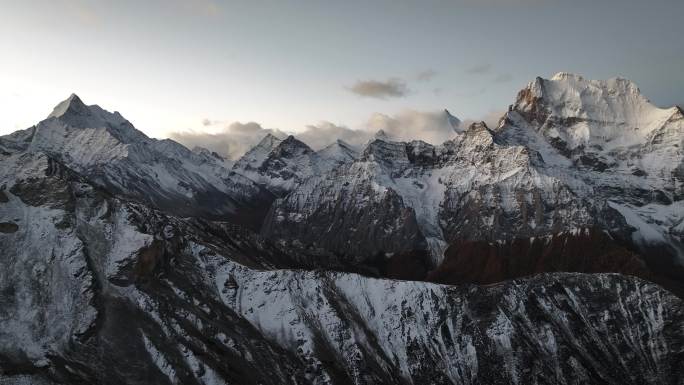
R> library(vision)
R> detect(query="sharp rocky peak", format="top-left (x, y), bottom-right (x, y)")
top-left (273, 135), bottom-right (313, 155)
top-left (520, 72), bottom-right (645, 109)
top-left (40, 93), bottom-right (141, 143)
top-left (48, 93), bottom-right (90, 119)
top-left (444, 108), bottom-right (463, 132)
top-left (259, 133), bottom-right (282, 146)
top-left (321, 138), bottom-right (356, 153)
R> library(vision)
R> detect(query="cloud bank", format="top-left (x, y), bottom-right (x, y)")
top-left (170, 122), bottom-right (287, 160)
top-left (170, 109), bottom-right (478, 160)
top-left (365, 110), bottom-right (461, 144)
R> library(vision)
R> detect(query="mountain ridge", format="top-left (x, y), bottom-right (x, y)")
top-left (1, 73), bottom-right (683, 384)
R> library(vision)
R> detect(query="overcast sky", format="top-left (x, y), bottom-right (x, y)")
top-left (1, 0), bottom-right (683, 139)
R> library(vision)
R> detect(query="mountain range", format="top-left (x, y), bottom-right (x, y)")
top-left (0, 73), bottom-right (683, 384)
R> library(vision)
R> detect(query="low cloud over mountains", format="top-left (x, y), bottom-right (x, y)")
top-left (170, 109), bottom-right (469, 159)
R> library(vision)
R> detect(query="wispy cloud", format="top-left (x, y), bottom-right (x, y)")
top-left (170, 121), bottom-right (286, 160)
top-left (365, 110), bottom-right (461, 144)
top-left (348, 78), bottom-right (409, 99)
top-left (416, 70), bottom-right (437, 82)
top-left (465, 63), bottom-right (492, 74)
top-left (493, 73), bottom-right (513, 83)
top-left (296, 122), bottom-right (370, 149)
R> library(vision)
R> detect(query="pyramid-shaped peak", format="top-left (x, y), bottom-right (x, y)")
top-left (281, 135), bottom-right (308, 145)
top-left (262, 133), bottom-right (281, 141)
top-left (276, 135), bottom-right (313, 154)
top-left (254, 133), bottom-right (282, 149)
top-left (48, 93), bottom-right (90, 119)
top-left (444, 109), bottom-right (462, 132)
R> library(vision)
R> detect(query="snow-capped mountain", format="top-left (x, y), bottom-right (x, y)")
top-left (0, 94), bottom-right (274, 228)
top-left (233, 134), bottom-right (357, 195)
top-left (1, 74), bottom-right (684, 384)
top-left (263, 73), bottom-right (684, 290)
top-left (497, 73), bottom-right (684, 258)
top-left (316, 139), bottom-right (360, 168)
top-left (0, 148), bottom-right (681, 385)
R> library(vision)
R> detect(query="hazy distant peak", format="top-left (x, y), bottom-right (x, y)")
top-left (444, 108), bottom-right (463, 133)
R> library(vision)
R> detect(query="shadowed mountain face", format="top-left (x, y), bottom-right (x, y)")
top-left (428, 228), bottom-right (684, 295)
top-left (1, 74), bottom-right (684, 384)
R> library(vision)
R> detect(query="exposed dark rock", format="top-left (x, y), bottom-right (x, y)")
top-left (0, 222), bottom-right (18, 233)
top-left (429, 228), bottom-right (684, 297)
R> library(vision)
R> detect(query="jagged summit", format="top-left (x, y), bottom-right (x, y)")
top-left (234, 133), bottom-right (283, 171)
top-left (511, 73), bottom-right (679, 153)
top-left (444, 109), bottom-right (462, 132)
top-left (279, 135), bottom-right (311, 149)
top-left (48, 93), bottom-right (90, 119)
top-left (260, 133), bottom-right (282, 145)
top-left (234, 133), bottom-right (331, 195)
top-left (317, 139), bottom-right (359, 166)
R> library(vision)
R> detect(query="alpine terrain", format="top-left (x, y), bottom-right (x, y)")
top-left (1, 73), bottom-right (683, 384)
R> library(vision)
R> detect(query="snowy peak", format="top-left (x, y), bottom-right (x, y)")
top-left (517, 73), bottom-right (651, 123)
top-left (512, 73), bottom-right (681, 152)
top-left (234, 133), bottom-right (283, 170)
top-left (272, 135), bottom-right (313, 158)
top-left (316, 139), bottom-right (359, 165)
top-left (361, 139), bottom-right (415, 170)
top-left (47, 93), bottom-right (90, 119)
top-left (0, 94), bottom-right (274, 226)
top-left (38, 93), bottom-right (145, 145)
top-left (444, 109), bottom-right (463, 133)
top-left (234, 134), bottom-right (329, 195)
top-left (192, 146), bottom-right (226, 162)
top-left (258, 133), bottom-right (282, 149)
top-left (234, 135), bottom-right (313, 174)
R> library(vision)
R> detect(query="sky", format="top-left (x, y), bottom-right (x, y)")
top-left (1, 0), bottom-right (683, 151)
